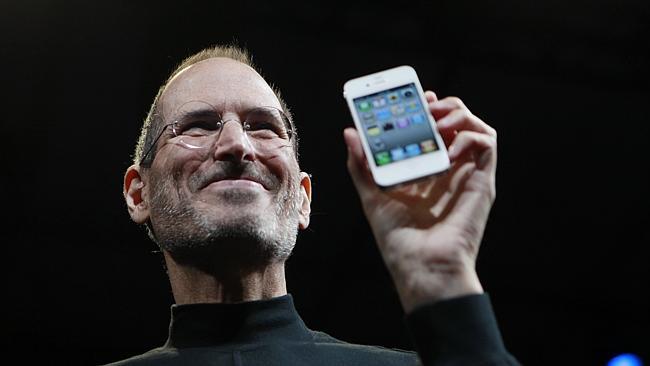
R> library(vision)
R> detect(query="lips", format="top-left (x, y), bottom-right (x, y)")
top-left (204, 177), bottom-right (266, 190)
top-left (195, 162), bottom-right (278, 192)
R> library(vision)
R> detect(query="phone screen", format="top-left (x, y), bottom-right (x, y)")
top-left (353, 83), bottom-right (440, 166)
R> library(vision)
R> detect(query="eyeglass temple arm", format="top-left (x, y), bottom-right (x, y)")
top-left (140, 124), bottom-right (172, 166)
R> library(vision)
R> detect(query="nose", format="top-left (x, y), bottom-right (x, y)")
top-left (211, 119), bottom-right (256, 162)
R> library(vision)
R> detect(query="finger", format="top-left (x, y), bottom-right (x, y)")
top-left (448, 130), bottom-right (497, 170)
top-left (343, 128), bottom-right (378, 200)
top-left (424, 90), bottom-right (438, 103)
top-left (424, 91), bottom-right (455, 145)
top-left (438, 128), bottom-right (457, 150)
top-left (437, 109), bottom-right (497, 138)
top-left (428, 96), bottom-right (469, 120)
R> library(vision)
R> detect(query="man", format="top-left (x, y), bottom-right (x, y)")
top-left (115, 45), bottom-right (519, 365)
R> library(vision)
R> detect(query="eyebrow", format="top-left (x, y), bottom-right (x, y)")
top-left (174, 108), bottom-right (220, 121)
top-left (174, 106), bottom-right (285, 120)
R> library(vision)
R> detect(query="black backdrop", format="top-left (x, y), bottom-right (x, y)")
top-left (3, 0), bottom-right (649, 365)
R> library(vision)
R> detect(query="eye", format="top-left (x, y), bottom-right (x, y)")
top-left (247, 119), bottom-right (286, 139)
top-left (178, 120), bottom-right (219, 136)
top-left (248, 120), bottom-right (277, 131)
top-left (245, 110), bottom-right (288, 138)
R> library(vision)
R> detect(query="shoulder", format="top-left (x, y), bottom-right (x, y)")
top-left (308, 330), bottom-right (419, 365)
top-left (100, 347), bottom-right (178, 366)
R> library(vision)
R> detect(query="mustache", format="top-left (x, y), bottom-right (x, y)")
top-left (193, 161), bottom-right (280, 191)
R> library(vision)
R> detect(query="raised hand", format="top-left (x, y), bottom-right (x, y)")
top-left (344, 91), bottom-right (498, 313)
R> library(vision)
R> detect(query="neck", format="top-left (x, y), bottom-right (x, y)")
top-left (163, 251), bottom-right (288, 304)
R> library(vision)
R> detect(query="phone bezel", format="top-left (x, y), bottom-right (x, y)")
top-left (343, 65), bottom-right (450, 188)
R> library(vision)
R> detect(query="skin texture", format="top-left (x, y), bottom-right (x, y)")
top-left (124, 58), bottom-right (311, 304)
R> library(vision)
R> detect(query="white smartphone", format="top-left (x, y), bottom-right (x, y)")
top-left (343, 65), bottom-right (450, 188)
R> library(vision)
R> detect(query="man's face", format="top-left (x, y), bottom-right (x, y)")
top-left (142, 58), bottom-right (308, 269)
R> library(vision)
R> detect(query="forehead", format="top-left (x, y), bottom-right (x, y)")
top-left (159, 58), bottom-right (281, 119)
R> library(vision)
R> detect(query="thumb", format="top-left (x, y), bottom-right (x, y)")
top-left (343, 127), bottom-right (377, 200)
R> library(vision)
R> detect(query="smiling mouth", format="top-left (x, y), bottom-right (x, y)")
top-left (204, 178), bottom-right (266, 190)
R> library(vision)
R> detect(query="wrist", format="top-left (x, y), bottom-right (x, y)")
top-left (394, 267), bottom-right (484, 314)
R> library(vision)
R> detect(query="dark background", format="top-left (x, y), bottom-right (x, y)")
top-left (3, 0), bottom-right (649, 365)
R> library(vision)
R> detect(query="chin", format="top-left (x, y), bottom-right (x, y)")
top-left (168, 210), bottom-right (295, 268)
top-left (151, 178), bottom-right (299, 264)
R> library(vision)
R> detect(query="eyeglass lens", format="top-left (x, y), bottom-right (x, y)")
top-left (167, 100), bottom-right (292, 152)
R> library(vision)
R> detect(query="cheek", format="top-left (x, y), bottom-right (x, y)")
top-left (261, 150), bottom-right (299, 185)
top-left (151, 151), bottom-right (202, 193)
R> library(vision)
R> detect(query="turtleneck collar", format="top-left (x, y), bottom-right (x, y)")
top-left (164, 294), bottom-right (313, 348)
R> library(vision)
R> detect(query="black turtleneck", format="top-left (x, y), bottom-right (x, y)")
top-left (105, 294), bottom-right (519, 366)
top-left (165, 294), bottom-right (314, 348)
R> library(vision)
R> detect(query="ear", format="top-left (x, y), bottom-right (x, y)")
top-left (124, 165), bottom-right (150, 224)
top-left (298, 172), bottom-right (312, 230)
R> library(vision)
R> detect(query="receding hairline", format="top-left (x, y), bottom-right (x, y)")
top-left (158, 57), bottom-right (277, 116)
top-left (134, 45), bottom-right (298, 167)
top-left (165, 57), bottom-right (261, 92)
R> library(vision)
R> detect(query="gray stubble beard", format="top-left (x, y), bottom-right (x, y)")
top-left (148, 169), bottom-right (301, 272)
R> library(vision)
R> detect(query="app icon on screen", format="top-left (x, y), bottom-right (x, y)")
top-left (401, 88), bottom-right (415, 99)
top-left (390, 147), bottom-right (406, 161)
top-left (372, 138), bottom-right (386, 150)
top-left (358, 101), bottom-right (371, 111)
top-left (406, 101), bottom-right (419, 112)
top-left (388, 93), bottom-right (400, 103)
top-left (367, 125), bottom-right (381, 136)
top-left (405, 143), bottom-right (421, 157)
top-left (375, 151), bottom-right (391, 166)
top-left (391, 105), bottom-right (405, 115)
top-left (372, 98), bottom-right (387, 108)
top-left (396, 117), bottom-right (410, 129)
top-left (382, 122), bottom-right (394, 131)
top-left (361, 112), bottom-right (375, 123)
top-left (420, 139), bottom-right (438, 152)
top-left (375, 108), bottom-right (391, 121)
top-left (410, 113), bottom-right (425, 124)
